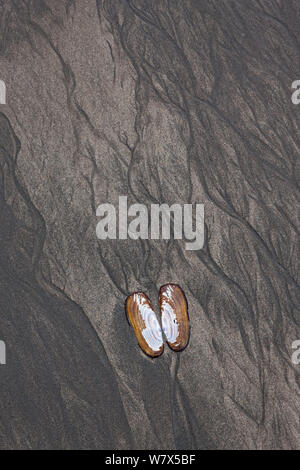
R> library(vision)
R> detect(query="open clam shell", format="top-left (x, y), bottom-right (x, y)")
top-left (125, 292), bottom-right (164, 358)
top-left (159, 283), bottom-right (190, 351)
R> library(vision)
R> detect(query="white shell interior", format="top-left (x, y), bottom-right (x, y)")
top-left (134, 294), bottom-right (163, 352)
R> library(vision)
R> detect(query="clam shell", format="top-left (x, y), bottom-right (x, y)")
top-left (125, 292), bottom-right (164, 358)
top-left (159, 284), bottom-right (189, 351)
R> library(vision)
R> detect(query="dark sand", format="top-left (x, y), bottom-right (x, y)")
top-left (0, 0), bottom-right (299, 450)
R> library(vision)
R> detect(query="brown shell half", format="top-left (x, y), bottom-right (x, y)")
top-left (125, 292), bottom-right (164, 358)
top-left (159, 283), bottom-right (189, 351)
